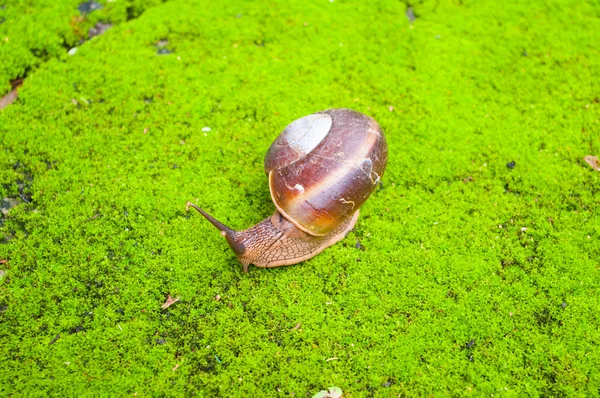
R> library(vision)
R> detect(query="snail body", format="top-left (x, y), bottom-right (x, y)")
top-left (187, 108), bottom-right (387, 272)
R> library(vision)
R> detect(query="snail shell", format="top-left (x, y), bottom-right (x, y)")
top-left (187, 108), bottom-right (387, 272)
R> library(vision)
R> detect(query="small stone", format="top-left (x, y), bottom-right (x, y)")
top-left (156, 338), bottom-right (166, 345)
top-left (507, 160), bottom-right (516, 169)
top-left (406, 7), bottom-right (416, 23)
top-left (68, 47), bottom-right (77, 56)
top-left (1, 198), bottom-right (19, 216)
top-left (561, 302), bottom-right (567, 309)
top-left (215, 294), bottom-right (221, 301)
top-left (201, 127), bottom-right (211, 132)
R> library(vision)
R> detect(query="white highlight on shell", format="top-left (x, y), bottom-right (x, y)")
top-left (281, 113), bottom-right (332, 156)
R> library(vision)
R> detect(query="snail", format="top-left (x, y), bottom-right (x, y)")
top-left (187, 108), bottom-right (387, 272)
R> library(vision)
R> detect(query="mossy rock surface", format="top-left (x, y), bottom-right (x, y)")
top-left (1, 0), bottom-right (599, 396)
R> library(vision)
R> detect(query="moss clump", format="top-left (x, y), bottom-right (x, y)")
top-left (0, 0), bottom-right (166, 94)
top-left (1, 0), bottom-right (599, 395)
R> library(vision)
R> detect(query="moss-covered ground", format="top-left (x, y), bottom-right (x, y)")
top-left (1, 0), bottom-right (599, 395)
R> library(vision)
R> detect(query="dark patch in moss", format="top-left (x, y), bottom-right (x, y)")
top-left (88, 22), bottom-right (112, 39)
top-left (48, 334), bottom-right (60, 345)
top-left (78, 1), bottom-right (102, 15)
top-left (354, 239), bottom-right (365, 251)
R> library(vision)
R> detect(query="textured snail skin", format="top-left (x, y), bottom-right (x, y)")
top-left (186, 203), bottom-right (358, 273)
top-left (187, 108), bottom-right (387, 272)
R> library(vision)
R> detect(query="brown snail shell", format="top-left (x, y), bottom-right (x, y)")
top-left (187, 108), bottom-right (387, 272)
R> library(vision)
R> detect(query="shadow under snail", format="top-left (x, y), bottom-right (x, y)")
top-left (187, 108), bottom-right (388, 272)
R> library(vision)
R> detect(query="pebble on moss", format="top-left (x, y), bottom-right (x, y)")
top-left (406, 7), bottom-right (416, 23)
top-left (155, 39), bottom-right (172, 55)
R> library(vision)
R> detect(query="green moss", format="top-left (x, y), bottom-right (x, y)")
top-left (0, 0), bottom-right (166, 94)
top-left (1, 0), bottom-right (599, 395)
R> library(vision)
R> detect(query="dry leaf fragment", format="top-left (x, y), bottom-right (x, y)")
top-left (172, 363), bottom-right (179, 372)
top-left (85, 213), bottom-right (101, 222)
top-left (161, 294), bottom-right (179, 309)
top-left (313, 387), bottom-right (343, 398)
top-left (584, 155), bottom-right (600, 171)
top-left (0, 88), bottom-right (18, 110)
top-left (289, 323), bottom-right (301, 332)
top-left (0, 259), bottom-right (7, 264)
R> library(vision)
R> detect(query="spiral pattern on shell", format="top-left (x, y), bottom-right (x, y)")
top-left (264, 109), bottom-right (388, 236)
